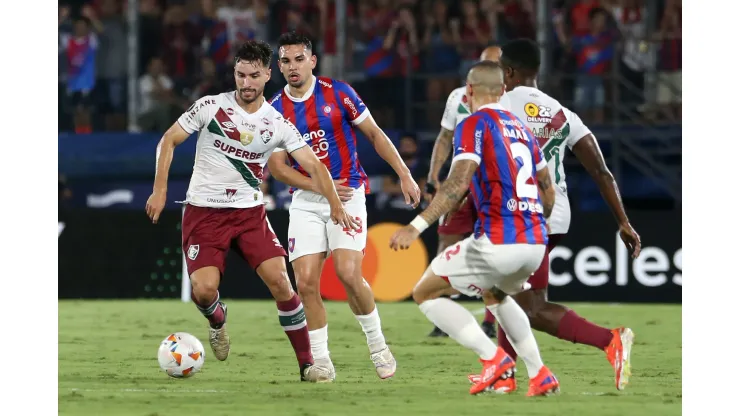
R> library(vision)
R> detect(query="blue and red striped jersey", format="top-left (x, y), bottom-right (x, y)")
top-left (269, 76), bottom-right (371, 193)
top-left (452, 103), bottom-right (549, 245)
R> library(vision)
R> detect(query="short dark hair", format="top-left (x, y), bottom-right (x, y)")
top-left (277, 31), bottom-right (313, 52)
top-left (501, 38), bottom-right (541, 73)
top-left (234, 40), bottom-right (273, 68)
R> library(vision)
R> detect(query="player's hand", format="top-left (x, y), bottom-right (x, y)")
top-left (389, 224), bottom-right (420, 251)
top-left (146, 191), bottom-right (167, 224)
top-left (423, 180), bottom-right (438, 203)
top-left (400, 174), bottom-right (421, 208)
top-left (330, 203), bottom-right (361, 231)
top-left (618, 222), bottom-right (641, 258)
top-left (333, 178), bottom-right (354, 203)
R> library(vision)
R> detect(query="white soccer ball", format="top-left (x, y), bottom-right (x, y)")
top-left (157, 332), bottom-right (206, 378)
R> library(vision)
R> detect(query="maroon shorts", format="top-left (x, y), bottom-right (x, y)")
top-left (181, 204), bottom-right (286, 276)
top-left (438, 197), bottom-right (477, 236)
top-left (526, 233), bottom-right (565, 290)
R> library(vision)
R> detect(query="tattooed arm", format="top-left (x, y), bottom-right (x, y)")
top-left (536, 167), bottom-right (555, 219)
top-left (425, 127), bottom-right (455, 196)
top-left (419, 159), bottom-right (478, 225)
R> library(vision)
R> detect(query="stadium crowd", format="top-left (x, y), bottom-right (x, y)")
top-left (59, 0), bottom-right (681, 134)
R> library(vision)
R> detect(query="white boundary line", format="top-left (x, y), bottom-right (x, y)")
top-left (67, 388), bottom-right (230, 394)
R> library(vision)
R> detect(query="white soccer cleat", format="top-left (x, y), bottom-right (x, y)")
top-left (371, 347), bottom-right (396, 379)
top-left (301, 364), bottom-right (334, 383)
top-left (313, 357), bottom-right (336, 382)
top-left (207, 303), bottom-right (230, 361)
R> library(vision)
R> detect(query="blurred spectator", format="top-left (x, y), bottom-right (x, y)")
top-left (572, 7), bottom-right (615, 124)
top-left (422, 0), bottom-right (460, 127)
top-left (569, 0), bottom-right (600, 37)
top-left (316, 0), bottom-right (355, 79)
top-left (500, 0), bottom-right (535, 41)
top-left (189, 57), bottom-right (224, 101)
top-left (217, 0), bottom-right (269, 50)
top-left (138, 57), bottom-right (179, 132)
top-left (59, 5), bottom-right (74, 132)
top-left (454, 0), bottom-right (491, 79)
top-left (162, 2), bottom-right (202, 85)
top-left (199, 0), bottom-right (232, 71)
top-left (379, 133), bottom-right (428, 210)
top-left (656, 0), bottom-right (681, 121)
top-left (612, 0), bottom-right (649, 112)
top-left (61, 8), bottom-right (102, 134)
top-left (97, 0), bottom-right (128, 131)
top-left (138, 0), bottom-right (164, 76)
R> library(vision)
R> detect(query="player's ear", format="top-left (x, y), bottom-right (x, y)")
top-left (310, 54), bottom-right (317, 70)
top-left (266, 67), bottom-right (271, 82)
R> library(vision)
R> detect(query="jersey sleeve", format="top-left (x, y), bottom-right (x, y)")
top-left (177, 95), bottom-right (219, 134)
top-left (336, 81), bottom-right (370, 126)
top-left (563, 106), bottom-right (592, 149)
top-left (452, 115), bottom-right (486, 166)
top-left (440, 89), bottom-right (461, 131)
top-left (276, 116), bottom-right (308, 153)
top-left (531, 135), bottom-right (548, 171)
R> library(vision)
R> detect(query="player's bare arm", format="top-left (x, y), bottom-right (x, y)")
top-left (266, 151), bottom-right (354, 202)
top-left (289, 146), bottom-right (361, 230)
top-left (146, 121), bottom-right (191, 224)
top-left (356, 116), bottom-right (422, 207)
top-left (536, 168), bottom-right (555, 219)
top-left (425, 127), bottom-right (455, 200)
top-left (571, 133), bottom-right (641, 257)
top-left (390, 160), bottom-right (477, 251)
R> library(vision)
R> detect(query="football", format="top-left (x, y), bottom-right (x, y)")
top-left (157, 332), bottom-right (205, 378)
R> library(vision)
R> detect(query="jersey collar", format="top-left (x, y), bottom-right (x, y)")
top-left (478, 102), bottom-right (506, 111)
top-left (283, 75), bottom-right (316, 102)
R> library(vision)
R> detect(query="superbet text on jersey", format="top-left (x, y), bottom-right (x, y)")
top-left (504, 86), bottom-right (592, 235)
top-left (177, 92), bottom-right (307, 208)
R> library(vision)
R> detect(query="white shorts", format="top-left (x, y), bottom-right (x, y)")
top-left (430, 235), bottom-right (546, 297)
top-left (287, 186), bottom-right (367, 262)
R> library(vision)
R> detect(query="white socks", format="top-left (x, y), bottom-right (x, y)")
top-left (419, 298), bottom-right (498, 360)
top-left (487, 296), bottom-right (544, 378)
top-left (355, 307), bottom-right (387, 353)
top-left (308, 325), bottom-right (330, 361)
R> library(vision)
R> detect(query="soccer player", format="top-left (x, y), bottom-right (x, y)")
top-left (469, 38), bottom-right (642, 392)
top-left (391, 61), bottom-right (559, 396)
top-left (425, 45), bottom-right (507, 338)
top-left (266, 32), bottom-right (421, 381)
top-left (145, 40), bottom-right (359, 382)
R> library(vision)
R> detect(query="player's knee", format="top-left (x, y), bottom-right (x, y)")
top-left (295, 272), bottom-right (319, 299)
top-left (265, 270), bottom-right (294, 300)
top-left (335, 261), bottom-right (363, 293)
top-left (411, 286), bottom-right (429, 305)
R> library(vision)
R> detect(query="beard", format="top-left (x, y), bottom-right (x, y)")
top-left (238, 87), bottom-right (263, 104)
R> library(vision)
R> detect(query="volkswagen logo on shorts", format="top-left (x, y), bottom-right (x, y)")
top-left (507, 199), bottom-right (517, 212)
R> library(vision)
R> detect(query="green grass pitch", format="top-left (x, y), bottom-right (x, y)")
top-left (59, 300), bottom-right (681, 415)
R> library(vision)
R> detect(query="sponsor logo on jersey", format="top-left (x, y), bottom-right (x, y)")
top-left (343, 97), bottom-right (358, 118)
top-left (221, 120), bottom-right (238, 132)
top-left (213, 139), bottom-right (265, 160)
top-left (524, 103), bottom-right (553, 123)
top-left (474, 129), bottom-right (483, 154)
top-left (261, 117), bottom-right (271, 125)
top-left (318, 78), bottom-right (333, 88)
top-left (186, 99), bottom-right (215, 119)
top-left (226, 108), bottom-right (235, 115)
top-left (506, 198), bottom-right (544, 214)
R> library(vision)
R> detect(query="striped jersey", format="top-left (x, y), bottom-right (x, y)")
top-left (452, 103), bottom-right (548, 245)
top-left (505, 86), bottom-right (591, 234)
top-left (177, 92), bottom-right (307, 208)
top-left (269, 76), bottom-right (371, 193)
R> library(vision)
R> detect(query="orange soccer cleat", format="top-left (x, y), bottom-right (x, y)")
top-left (468, 372), bottom-right (517, 394)
top-left (469, 348), bottom-right (515, 395)
top-left (604, 327), bottom-right (635, 390)
top-left (526, 366), bottom-right (559, 397)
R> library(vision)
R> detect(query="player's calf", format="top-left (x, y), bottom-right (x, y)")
top-left (190, 266), bottom-right (230, 361)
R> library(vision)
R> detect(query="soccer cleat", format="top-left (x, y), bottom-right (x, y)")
top-left (605, 327), bottom-right (634, 390)
top-left (428, 326), bottom-right (449, 337)
top-left (480, 321), bottom-right (497, 338)
top-left (208, 302), bottom-right (230, 361)
top-left (370, 346), bottom-right (396, 379)
top-left (469, 348), bottom-right (515, 395)
top-left (526, 366), bottom-right (559, 396)
top-left (313, 357), bottom-right (336, 382)
top-left (301, 363), bottom-right (334, 383)
top-left (468, 368), bottom-right (517, 394)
